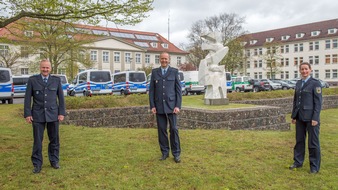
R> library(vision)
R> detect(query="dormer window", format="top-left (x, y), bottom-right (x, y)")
top-left (311, 31), bottom-right (320, 36)
top-left (24, 30), bottom-right (34, 37)
top-left (161, 43), bottom-right (168, 48)
top-left (281, 35), bottom-right (290, 41)
top-left (296, 33), bottom-right (305, 39)
top-left (328, 28), bottom-right (337, 34)
top-left (266, 37), bottom-right (274, 42)
top-left (249, 40), bottom-right (257, 45)
top-left (151, 42), bottom-right (158, 48)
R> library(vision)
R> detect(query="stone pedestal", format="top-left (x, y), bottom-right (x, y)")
top-left (204, 98), bottom-right (229, 105)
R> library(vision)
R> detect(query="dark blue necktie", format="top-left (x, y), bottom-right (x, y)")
top-left (301, 80), bottom-right (305, 87)
top-left (43, 77), bottom-right (47, 84)
top-left (163, 69), bottom-right (166, 75)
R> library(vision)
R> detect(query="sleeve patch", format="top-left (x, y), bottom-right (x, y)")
top-left (316, 87), bottom-right (322, 94)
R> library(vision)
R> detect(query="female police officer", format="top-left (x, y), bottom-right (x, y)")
top-left (289, 62), bottom-right (322, 174)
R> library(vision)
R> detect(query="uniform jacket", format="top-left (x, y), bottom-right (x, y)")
top-left (291, 77), bottom-right (322, 122)
top-left (149, 67), bottom-right (182, 114)
top-left (24, 75), bottom-right (66, 122)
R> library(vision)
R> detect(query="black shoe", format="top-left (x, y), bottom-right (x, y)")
top-left (32, 166), bottom-right (41, 174)
top-left (51, 162), bottom-right (60, 169)
top-left (159, 155), bottom-right (169, 161)
top-left (310, 169), bottom-right (318, 174)
top-left (289, 164), bottom-right (302, 170)
top-left (174, 156), bottom-right (181, 163)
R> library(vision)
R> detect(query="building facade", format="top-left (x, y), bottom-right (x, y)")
top-left (240, 18), bottom-right (338, 86)
top-left (0, 21), bottom-right (188, 76)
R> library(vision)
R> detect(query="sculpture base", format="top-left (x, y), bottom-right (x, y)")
top-left (204, 98), bottom-right (229, 105)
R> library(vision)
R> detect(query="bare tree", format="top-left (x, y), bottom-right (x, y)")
top-left (0, 0), bottom-right (154, 28)
top-left (186, 13), bottom-right (247, 69)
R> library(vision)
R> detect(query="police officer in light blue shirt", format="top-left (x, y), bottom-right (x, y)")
top-left (289, 62), bottom-right (322, 174)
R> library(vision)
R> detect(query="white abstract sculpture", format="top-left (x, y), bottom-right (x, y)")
top-left (198, 32), bottom-right (229, 104)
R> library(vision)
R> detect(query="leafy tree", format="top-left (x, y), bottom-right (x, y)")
top-left (0, 0), bottom-right (154, 28)
top-left (137, 65), bottom-right (153, 76)
top-left (262, 42), bottom-right (283, 79)
top-left (186, 13), bottom-right (247, 69)
top-left (223, 38), bottom-right (245, 74)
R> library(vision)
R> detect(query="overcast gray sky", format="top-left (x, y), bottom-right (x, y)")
top-left (107, 0), bottom-right (338, 47)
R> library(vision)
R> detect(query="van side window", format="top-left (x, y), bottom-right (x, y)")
top-left (13, 78), bottom-right (29, 85)
top-left (129, 73), bottom-right (145, 82)
top-left (114, 74), bottom-right (126, 83)
top-left (79, 73), bottom-right (87, 83)
top-left (90, 71), bottom-right (111, 82)
top-left (0, 70), bottom-right (10, 82)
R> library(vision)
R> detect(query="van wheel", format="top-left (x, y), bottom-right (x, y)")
top-left (8, 98), bottom-right (13, 104)
top-left (1, 100), bottom-right (6, 104)
top-left (282, 86), bottom-right (288, 90)
top-left (236, 87), bottom-right (241, 92)
top-left (69, 90), bottom-right (75, 96)
top-left (253, 87), bottom-right (259, 92)
top-left (83, 91), bottom-right (89, 97)
top-left (120, 90), bottom-right (124, 95)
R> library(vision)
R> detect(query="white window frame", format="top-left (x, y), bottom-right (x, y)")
top-left (102, 51), bottom-right (109, 63)
top-left (114, 52), bottom-right (120, 63)
top-left (90, 50), bottom-right (97, 61)
top-left (135, 53), bottom-right (141, 64)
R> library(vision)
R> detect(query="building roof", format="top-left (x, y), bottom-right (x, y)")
top-left (242, 18), bottom-right (338, 47)
top-left (0, 19), bottom-right (188, 55)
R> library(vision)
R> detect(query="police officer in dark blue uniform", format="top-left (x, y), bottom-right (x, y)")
top-left (24, 59), bottom-right (66, 173)
top-left (149, 52), bottom-right (182, 163)
top-left (289, 62), bottom-right (322, 174)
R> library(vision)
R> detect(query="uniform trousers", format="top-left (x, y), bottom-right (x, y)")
top-left (156, 113), bottom-right (181, 157)
top-left (32, 121), bottom-right (60, 167)
top-left (293, 119), bottom-right (321, 171)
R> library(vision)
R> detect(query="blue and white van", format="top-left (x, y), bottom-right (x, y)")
top-left (112, 71), bottom-right (147, 95)
top-left (12, 75), bottom-right (30, 98)
top-left (0, 67), bottom-right (14, 104)
top-left (68, 69), bottom-right (113, 96)
top-left (225, 72), bottom-right (233, 93)
top-left (52, 74), bottom-right (69, 96)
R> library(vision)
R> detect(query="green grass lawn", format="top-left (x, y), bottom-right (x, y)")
top-left (1, 104), bottom-right (337, 190)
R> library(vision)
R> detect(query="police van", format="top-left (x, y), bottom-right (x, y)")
top-left (12, 75), bottom-right (30, 98)
top-left (232, 76), bottom-right (254, 92)
top-left (68, 69), bottom-right (113, 96)
top-left (52, 74), bottom-right (69, 96)
top-left (0, 67), bottom-right (14, 104)
top-left (225, 72), bottom-right (233, 93)
top-left (112, 71), bottom-right (147, 95)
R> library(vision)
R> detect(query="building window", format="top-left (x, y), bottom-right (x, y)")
top-left (325, 55), bottom-right (331, 64)
top-left (20, 46), bottom-right (29, 58)
top-left (258, 72), bottom-right (262, 79)
top-left (135, 53), bottom-right (141, 64)
top-left (125, 52), bottom-right (132, 63)
top-left (254, 49), bottom-right (258, 56)
top-left (90, 51), bottom-right (97, 61)
top-left (0, 45), bottom-right (9, 56)
top-left (296, 33), bottom-right (304, 38)
top-left (155, 55), bottom-right (160, 64)
top-left (332, 54), bottom-right (338, 64)
top-left (314, 41), bottom-right (319, 50)
top-left (309, 42), bottom-right (313, 51)
top-left (114, 52), bottom-right (120, 63)
top-left (254, 60), bottom-right (257, 68)
top-left (285, 71), bottom-right (289, 79)
top-left (57, 68), bottom-right (66, 75)
top-left (285, 58), bottom-right (289, 67)
top-left (311, 31), bottom-right (320, 36)
top-left (246, 49), bottom-right (250, 57)
top-left (314, 56), bottom-right (319, 65)
top-left (280, 71), bottom-right (284, 79)
top-left (294, 57), bottom-right (298, 66)
top-left (247, 61), bottom-right (250, 68)
top-left (258, 60), bottom-right (262, 68)
top-left (280, 46), bottom-right (284, 54)
top-left (294, 70), bottom-right (298, 78)
top-left (254, 72), bottom-right (258, 79)
top-left (259, 48), bottom-right (263, 55)
top-left (314, 70), bottom-right (319, 78)
top-left (294, 44), bottom-right (298, 52)
top-left (332, 69), bottom-right (338, 78)
top-left (151, 42), bottom-right (158, 48)
top-left (102, 51), bottom-right (109, 63)
top-left (161, 43), bottom-right (168, 48)
top-left (177, 57), bottom-right (182, 65)
top-left (309, 56), bottom-right (314, 65)
top-left (333, 39), bottom-right (338, 48)
top-left (280, 58), bottom-right (284, 67)
top-left (145, 54), bottom-right (150, 64)
top-left (328, 28), bottom-right (337, 34)
top-left (21, 68), bottom-right (29, 75)
top-left (325, 40), bottom-right (331, 49)
top-left (285, 45), bottom-right (289, 53)
top-left (299, 43), bottom-right (303, 52)
top-left (325, 70), bottom-right (330, 78)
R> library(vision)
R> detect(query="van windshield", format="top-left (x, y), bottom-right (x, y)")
top-left (129, 73), bottom-right (145, 82)
top-left (90, 71), bottom-right (111, 82)
top-left (178, 72), bottom-right (184, 81)
top-left (0, 70), bottom-right (10, 83)
top-left (55, 76), bottom-right (67, 84)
